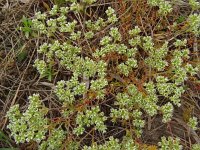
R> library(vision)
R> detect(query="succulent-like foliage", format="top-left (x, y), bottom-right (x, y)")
top-left (187, 13), bottom-right (200, 36)
top-left (39, 128), bottom-right (66, 150)
top-left (7, 94), bottom-right (48, 143)
top-left (6, 0), bottom-right (200, 149)
top-left (82, 136), bottom-right (139, 150)
top-left (158, 136), bottom-right (182, 150)
top-left (188, 117), bottom-right (198, 130)
top-left (73, 106), bottom-right (107, 135)
top-left (192, 144), bottom-right (200, 150)
top-left (147, 0), bottom-right (172, 15)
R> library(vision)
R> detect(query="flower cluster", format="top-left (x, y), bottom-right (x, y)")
top-left (158, 136), bottom-right (182, 150)
top-left (90, 77), bottom-right (108, 99)
top-left (110, 108), bottom-right (130, 121)
top-left (187, 117), bottom-right (198, 130)
top-left (33, 59), bottom-right (48, 78)
top-left (119, 58), bottom-right (138, 76)
top-left (160, 102), bottom-right (174, 123)
top-left (7, 1), bottom-right (200, 149)
top-left (83, 136), bottom-right (139, 150)
top-left (192, 144), bottom-right (200, 150)
top-left (113, 85), bottom-right (150, 136)
top-left (109, 27), bottom-right (122, 42)
top-left (106, 7), bottom-right (118, 23)
top-left (171, 40), bottom-right (198, 84)
top-left (156, 76), bottom-right (184, 107)
top-left (187, 13), bottom-right (200, 36)
top-left (82, 0), bottom-right (97, 5)
top-left (85, 18), bottom-right (106, 31)
top-left (147, 0), bottom-right (172, 15)
top-left (6, 94), bottom-right (48, 144)
top-left (129, 26), bottom-right (141, 36)
top-left (39, 128), bottom-right (66, 150)
top-left (65, 0), bottom-right (96, 13)
top-left (145, 40), bottom-right (168, 71)
top-left (73, 106), bottom-right (107, 135)
top-left (189, 0), bottom-right (200, 10)
top-left (132, 110), bottom-right (145, 137)
top-left (54, 76), bottom-right (82, 104)
top-left (83, 137), bottom-right (120, 150)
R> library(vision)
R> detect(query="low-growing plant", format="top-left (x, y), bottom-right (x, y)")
top-left (20, 16), bottom-right (33, 39)
top-left (6, 0), bottom-right (200, 149)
